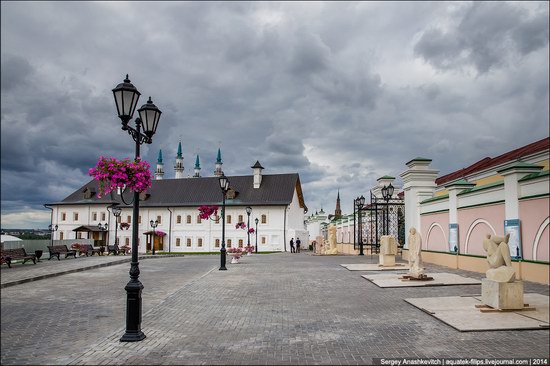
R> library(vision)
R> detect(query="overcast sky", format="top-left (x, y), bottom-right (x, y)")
top-left (1, 1), bottom-right (549, 229)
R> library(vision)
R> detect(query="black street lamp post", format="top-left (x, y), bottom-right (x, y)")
top-left (356, 196), bottom-right (365, 255)
top-left (246, 206), bottom-right (252, 251)
top-left (48, 224), bottom-right (58, 249)
top-left (219, 174), bottom-right (230, 270)
top-left (255, 217), bottom-right (259, 253)
top-left (112, 207), bottom-right (122, 246)
top-left (113, 75), bottom-right (162, 342)
top-left (381, 184), bottom-right (394, 236)
top-left (150, 220), bottom-right (159, 255)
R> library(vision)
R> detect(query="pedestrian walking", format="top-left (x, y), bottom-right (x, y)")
top-left (290, 238), bottom-right (295, 253)
top-left (296, 238), bottom-right (301, 253)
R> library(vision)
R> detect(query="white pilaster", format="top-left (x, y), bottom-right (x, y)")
top-left (497, 163), bottom-right (543, 220)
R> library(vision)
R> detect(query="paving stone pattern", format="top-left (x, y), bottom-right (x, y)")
top-left (2, 253), bottom-right (549, 365)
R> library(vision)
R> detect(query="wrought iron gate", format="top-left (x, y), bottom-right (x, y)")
top-left (354, 190), bottom-right (404, 254)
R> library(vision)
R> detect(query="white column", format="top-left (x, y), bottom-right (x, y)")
top-left (497, 163), bottom-right (543, 220)
top-left (400, 158), bottom-right (439, 248)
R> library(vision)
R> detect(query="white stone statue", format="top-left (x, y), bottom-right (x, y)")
top-left (483, 234), bottom-right (515, 283)
top-left (379, 235), bottom-right (398, 266)
top-left (407, 227), bottom-right (424, 278)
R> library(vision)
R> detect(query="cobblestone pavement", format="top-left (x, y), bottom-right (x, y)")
top-left (2, 253), bottom-right (549, 365)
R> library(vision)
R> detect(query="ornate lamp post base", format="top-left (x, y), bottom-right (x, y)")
top-left (120, 278), bottom-right (146, 342)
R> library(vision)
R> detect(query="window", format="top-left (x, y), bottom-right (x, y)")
top-left (186, 215), bottom-right (192, 224)
top-left (238, 215), bottom-right (243, 223)
top-left (127, 215), bottom-right (131, 224)
top-left (186, 238), bottom-right (192, 247)
top-left (101, 212), bottom-right (106, 221)
top-left (227, 239), bottom-right (232, 248)
top-left (157, 215), bottom-right (162, 224)
top-left (177, 215), bottom-right (182, 224)
top-left (215, 239), bottom-right (220, 248)
top-left (197, 215), bottom-right (202, 224)
top-left (73, 212), bottom-right (79, 221)
top-left (261, 236), bottom-right (266, 244)
top-left (59, 232), bottom-right (64, 240)
top-left (61, 212), bottom-right (66, 221)
top-left (227, 215), bottom-right (232, 224)
top-left (215, 216), bottom-right (220, 224)
top-left (176, 238), bottom-right (181, 247)
top-left (92, 212), bottom-right (97, 221)
top-left (138, 216), bottom-right (141, 224)
top-left (238, 239), bottom-right (243, 248)
top-left (198, 238), bottom-right (203, 247)
top-left (125, 237), bottom-right (130, 245)
top-left (261, 214), bottom-right (267, 224)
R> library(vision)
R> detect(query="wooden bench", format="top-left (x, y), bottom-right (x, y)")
top-left (48, 245), bottom-right (77, 260)
top-left (79, 244), bottom-right (102, 257)
top-left (107, 244), bottom-right (126, 255)
top-left (1, 248), bottom-right (37, 268)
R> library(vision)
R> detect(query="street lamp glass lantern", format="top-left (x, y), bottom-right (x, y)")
top-left (113, 207), bottom-right (122, 217)
top-left (381, 185), bottom-right (388, 200)
top-left (387, 183), bottom-right (394, 199)
top-left (255, 218), bottom-right (259, 225)
top-left (219, 174), bottom-right (229, 192)
top-left (138, 97), bottom-right (162, 138)
top-left (359, 195), bottom-right (366, 207)
top-left (112, 75), bottom-right (141, 124)
top-left (246, 206), bottom-right (252, 215)
top-left (150, 220), bottom-right (154, 227)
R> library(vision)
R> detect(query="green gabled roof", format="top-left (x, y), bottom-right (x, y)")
top-left (444, 179), bottom-right (475, 188)
top-left (497, 162), bottom-right (544, 174)
top-left (457, 181), bottom-right (504, 196)
top-left (406, 157), bottom-right (432, 165)
top-left (518, 169), bottom-right (550, 182)
top-left (421, 194), bottom-right (449, 204)
top-left (377, 175), bottom-right (395, 181)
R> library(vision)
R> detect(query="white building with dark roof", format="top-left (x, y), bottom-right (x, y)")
top-left (46, 153), bottom-right (308, 253)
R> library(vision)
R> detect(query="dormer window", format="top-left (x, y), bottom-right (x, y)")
top-left (83, 188), bottom-right (95, 199)
top-left (226, 189), bottom-right (237, 199)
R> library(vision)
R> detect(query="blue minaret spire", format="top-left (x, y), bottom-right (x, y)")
top-left (155, 148), bottom-right (164, 180)
top-left (175, 140), bottom-right (184, 179)
top-left (214, 146), bottom-right (223, 177)
top-left (193, 154), bottom-right (201, 178)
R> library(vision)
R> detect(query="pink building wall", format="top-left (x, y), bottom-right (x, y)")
top-left (519, 197), bottom-right (549, 262)
top-left (421, 212), bottom-right (449, 252)
top-left (458, 203), bottom-right (505, 256)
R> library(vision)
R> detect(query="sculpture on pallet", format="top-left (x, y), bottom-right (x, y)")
top-left (407, 227), bottom-right (425, 278)
top-left (379, 235), bottom-right (398, 266)
top-left (481, 234), bottom-right (524, 310)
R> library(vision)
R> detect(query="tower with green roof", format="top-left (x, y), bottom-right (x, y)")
top-left (214, 147), bottom-right (223, 177)
top-left (193, 154), bottom-right (201, 178)
top-left (174, 141), bottom-right (185, 179)
top-left (155, 149), bottom-right (164, 180)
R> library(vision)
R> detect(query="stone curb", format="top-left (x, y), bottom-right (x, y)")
top-left (0, 254), bottom-right (185, 289)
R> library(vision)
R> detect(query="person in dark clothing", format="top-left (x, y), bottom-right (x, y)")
top-left (296, 238), bottom-right (301, 253)
top-left (290, 238), bottom-right (295, 253)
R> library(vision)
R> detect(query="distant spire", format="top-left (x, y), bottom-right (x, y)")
top-left (177, 141), bottom-right (183, 158)
top-left (335, 189), bottom-right (342, 219)
top-left (195, 154), bottom-right (200, 169)
top-left (157, 149), bottom-right (163, 164)
top-left (155, 148), bottom-right (164, 180)
top-left (175, 141), bottom-right (184, 179)
top-left (214, 146), bottom-right (223, 177)
top-left (216, 147), bottom-right (222, 164)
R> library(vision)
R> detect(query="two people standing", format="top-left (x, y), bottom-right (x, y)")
top-left (289, 238), bottom-right (301, 253)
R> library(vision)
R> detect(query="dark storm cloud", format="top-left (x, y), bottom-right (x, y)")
top-left (414, 2), bottom-right (549, 73)
top-left (1, 1), bottom-right (548, 227)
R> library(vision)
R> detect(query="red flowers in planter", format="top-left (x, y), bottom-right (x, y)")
top-left (235, 222), bottom-right (246, 230)
top-left (198, 205), bottom-right (219, 220)
top-left (89, 156), bottom-right (152, 198)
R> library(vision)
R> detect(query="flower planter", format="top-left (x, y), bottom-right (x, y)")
top-left (230, 253), bottom-right (242, 264)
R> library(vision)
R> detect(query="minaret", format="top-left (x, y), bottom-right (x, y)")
top-left (193, 154), bottom-right (201, 178)
top-left (155, 149), bottom-right (164, 180)
top-left (214, 147), bottom-right (223, 177)
top-left (334, 189), bottom-right (342, 219)
top-left (174, 141), bottom-right (185, 179)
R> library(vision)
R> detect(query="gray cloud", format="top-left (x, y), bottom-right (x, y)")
top-left (1, 1), bottom-right (548, 227)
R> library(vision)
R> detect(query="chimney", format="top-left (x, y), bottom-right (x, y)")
top-left (251, 161), bottom-right (264, 189)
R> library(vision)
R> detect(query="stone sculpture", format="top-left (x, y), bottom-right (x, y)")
top-left (379, 235), bottom-right (398, 266)
top-left (481, 234), bottom-right (523, 310)
top-left (407, 227), bottom-right (425, 278)
top-left (324, 224), bottom-right (339, 255)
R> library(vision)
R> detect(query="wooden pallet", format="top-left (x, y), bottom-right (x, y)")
top-left (475, 303), bottom-right (536, 312)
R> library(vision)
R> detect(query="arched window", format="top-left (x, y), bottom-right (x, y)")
top-left (227, 215), bottom-right (232, 224)
top-left (198, 238), bottom-right (203, 247)
top-left (215, 239), bottom-right (220, 248)
top-left (197, 215), bottom-right (202, 224)
top-left (238, 215), bottom-right (243, 223)
top-left (177, 215), bottom-right (182, 224)
top-left (176, 238), bottom-right (181, 247)
top-left (227, 239), bottom-right (232, 248)
top-left (238, 239), bottom-right (243, 248)
top-left (261, 214), bottom-right (267, 224)
top-left (186, 215), bottom-right (192, 224)
top-left (186, 238), bottom-right (192, 247)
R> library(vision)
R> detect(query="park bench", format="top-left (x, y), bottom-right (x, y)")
top-left (48, 245), bottom-right (77, 260)
top-left (1, 248), bottom-right (37, 268)
top-left (79, 244), bottom-right (102, 257)
top-left (107, 244), bottom-right (121, 255)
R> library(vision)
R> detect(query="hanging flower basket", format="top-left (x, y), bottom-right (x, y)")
top-left (89, 156), bottom-right (152, 198)
top-left (235, 222), bottom-right (246, 230)
top-left (198, 205), bottom-right (219, 220)
top-left (154, 230), bottom-right (167, 237)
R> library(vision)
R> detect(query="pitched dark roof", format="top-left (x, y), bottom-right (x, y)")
top-left (51, 173), bottom-right (305, 208)
top-left (251, 161), bottom-right (264, 169)
top-left (436, 137), bottom-right (549, 186)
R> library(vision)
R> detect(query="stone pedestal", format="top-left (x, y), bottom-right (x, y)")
top-left (379, 254), bottom-right (396, 267)
top-left (481, 279), bottom-right (524, 310)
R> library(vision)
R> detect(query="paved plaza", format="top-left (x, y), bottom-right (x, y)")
top-left (1, 253), bottom-right (549, 365)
